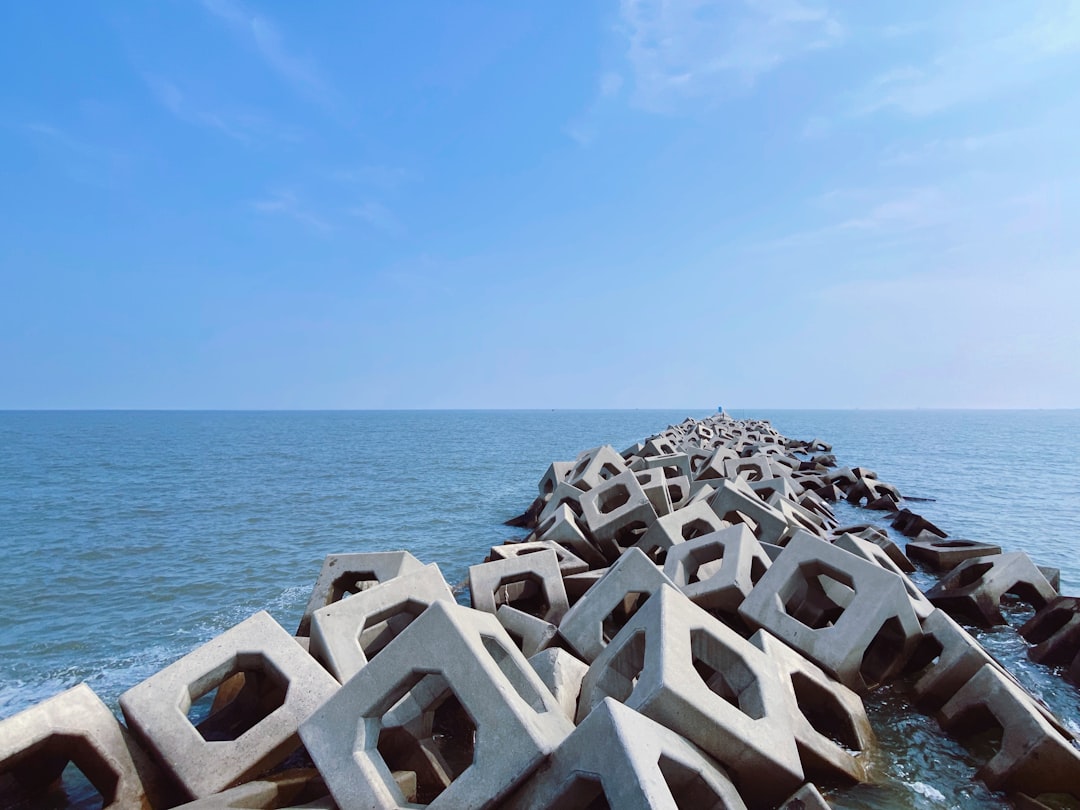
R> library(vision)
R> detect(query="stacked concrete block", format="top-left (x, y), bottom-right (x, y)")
top-left (497, 605), bottom-right (559, 657)
top-left (633, 467), bottom-right (674, 517)
top-left (739, 531), bottom-right (923, 692)
top-left (558, 547), bottom-right (678, 663)
top-left (299, 600), bottom-right (573, 810)
top-left (579, 470), bottom-right (659, 561)
top-left (310, 563), bottom-right (455, 683)
top-left (779, 783), bottom-right (832, 810)
top-left (530, 503), bottom-right (606, 569)
top-left (566, 445), bottom-right (628, 492)
top-left (470, 548), bottom-right (569, 625)
top-left (488, 540), bottom-right (589, 576)
top-left (926, 552), bottom-right (1057, 628)
top-left (905, 537), bottom-right (1002, 571)
top-left (120, 611), bottom-right (339, 800)
top-left (504, 698), bottom-right (747, 810)
top-left (662, 524), bottom-right (771, 615)
top-left (633, 500), bottom-right (731, 564)
top-left (939, 664), bottom-right (1080, 799)
top-left (831, 533), bottom-right (934, 620)
top-left (170, 769), bottom-right (327, 809)
top-left (526, 648), bottom-right (589, 723)
top-left (577, 585), bottom-right (805, 806)
top-left (891, 508), bottom-right (948, 540)
top-left (296, 550), bottom-right (425, 636)
top-left (1019, 596), bottom-right (1080, 670)
top-left (536, 481), bottom-right (586, 525)
top-left (707, 479), bottom-right (790, 547)
top-left (538, 460), bottom-right (574, 497)
top-left (0, 683), bottom-right (168, 809)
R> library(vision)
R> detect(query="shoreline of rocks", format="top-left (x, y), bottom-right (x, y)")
top-left (2, 413), bottom-right (1078, 808)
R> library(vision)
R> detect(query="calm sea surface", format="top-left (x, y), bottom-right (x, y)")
top-left (1, 409), bottom-right (1077, 808)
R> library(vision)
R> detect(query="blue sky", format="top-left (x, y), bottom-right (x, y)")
top-left (1, 1), bottom-right (1078, 409)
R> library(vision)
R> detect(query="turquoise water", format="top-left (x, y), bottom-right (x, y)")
top-left (1, 409), bottom-right (1078, 807)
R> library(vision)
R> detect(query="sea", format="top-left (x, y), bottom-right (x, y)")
top-left (0, 409), bottom-right (1077, 808)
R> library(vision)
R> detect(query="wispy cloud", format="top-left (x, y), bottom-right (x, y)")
top-left (332, 165), bottom-right (418, 191)
top-left (855, 5), bottom-right (1080, 117)
top-left (250, 191), bottom-right (331, 233)
top-left (618, 0), bottom-right (844, 112)
top-left (348, 202), bottom-right (405, 237)
top-left (22, 122), bottom-right (131, 185)
top-left (201, 0), bottom-right (337, 108)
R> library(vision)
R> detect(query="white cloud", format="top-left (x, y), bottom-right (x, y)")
top-left (250, 191), bottom-right (331, 233)
top-left (201, 0), bottom-right (337, 108)
top-left (619, 0), bottom-right (844, 112)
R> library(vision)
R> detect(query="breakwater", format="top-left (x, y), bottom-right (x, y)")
top-left (1, 413), bottom-right (1078, 808)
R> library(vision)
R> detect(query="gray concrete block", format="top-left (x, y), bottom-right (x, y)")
top-left (469, 548), bottom-right (570, 625)
top-left (633, 467), bottom-right (674, 517)
top-left (662, 524), bottom-right (771, 615)
top-left (497, 604), bottom-right (558, 657)
top-left (488, 540), bottom-right (589, 576)
top-left (707, 480), bottom-right (789, 547)
top-left (905, 538), bottom-right (1002, 571)
top-left (504, 698), bottom-right (747, 810)
top-left (299, 601), bottom-right (573, 810)
top-left (926, 552), bottom-right (1057, 628)
top-left (576, 585), bottom-right (804, 806)
top-left (120, 611), bottom-right (339, 799)
top-left (832, 533), bottom-right (933, 619)
top-left (537, 481), bottom-right (587, 525)
top-left (1019, 596), bottom-right (1080, 667)
top-left (749, 631), bottom-right (875, 784)
top-left (566, 445), bottom-right (628, 492)
top-left (579, 470), bottom-right (659, 561)
top-left (526, 648), bottom-right (589, 723)
top-left (170, 768), bottom-right (326, 808)
top-left (558, 547), bottom-right (678, 663)
top-left (939, 664), bottom-right (1080, 797)
top-left (0, 683), bottom-right (168, 809)
top-left (296, 551), bottom-right (425, 637)
top-left (310, 564), bottom-right (455, 683)
top-left (738, 531), bottom-right (923, 692)
top-left (538, 461), bottom-right (574, 497)
top-left (635, 500), bottom-right (731, 566)
top-left (722, 455), bottom-right (776, 483)
top-left (778, 783), bottom-right (831, 809)
top-left (532, 504), bottom-right (606, 569)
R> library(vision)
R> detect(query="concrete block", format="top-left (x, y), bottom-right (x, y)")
top-left (579, 470), bottom-right (659, 561)
top-left (488, 540), bottom-right (589, 576)
top-left (504, 698), bottom-right (747, 810)
top-left (707, 479), bottom-right (789, 546)
top-left (641, 452), bottom-right (693, 480)
top-left (470, 548), bottom-right (569, 625)
top-left (723, 455), bottom-right (775, 483)
top-left (563, 568), bottom-right (605, 605)
top-left (635, 500), bottom-right (731, 565)
top-left (926, 552), bottom-right (1057, 628)
top-left (310, 564), bottom-right (455, 683)
top-left (526, 648), bottom-right (589, 724)
top-left (891, 509), bottom-right (947, 539)
top-left (299, 600), bottom-right (573, 810)
top-left (566, 445), bottom-right (628, 492)
top-left (538, 461), bottom-right (574, 497)
top-left (532, 503), bottom-right (606, 569)
top-left (536, 481), bottom-right (586, 525)
top-left (766, 492), bottom-right (830, 539)
top-left (0, 683), bottom-right (167, 809)
top-left (750, 477), bottom-right (799, 503)
top-left (1019, 596), bottom-right (1080, 667)
top-left (662, 524), bottom-right (771, 615)
top-left (905, 538), bottom-right (1002, 571)
top-left (749, 631), bottom-right (875, 784)
top-left (939, 664), bottom-right (1080, 797)
top-left (576, 585), bottom-right (804, 806)
top-left (845, 476), bottom-right (902, 509)
top-left (778, 783), bottom-right (831, 809)
top-left (832, 533), bottom-right (933, 619)
top-left (1038, 566), bottom-right (1061, 593)
top-left (558, 547), bottom-right (678, 663)
top-left (497, 604), bottom-right (558, 657)
top-left (120, 611), bottom-right (339, 799)
top-left (692, 446), bottom-right (740, 481)
top-left (171, 769), bottom-right (327, 809)
top-left (633, 467), bottom-right (674, 517)
top-left (296, 551), bottom-right (425, 636)
top-left (738, 531), bottom-right (923, 692)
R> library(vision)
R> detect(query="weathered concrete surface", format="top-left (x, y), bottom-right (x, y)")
top-left (0, 683), bottom-right (168, 809)
top-left (577, 585), bottom-right (805, 807)
top-left (299, 601), bottom-right (573, 810)
top-left (470, 548), bottom-right (570, 625)
top-left (170, 768), bottom-right (327, 809)
top-left (926, 552), bottom-right (1057, 628)
top-left (662, 524), bottom-right (771, 615)
top-left (526, 648), bottom-right (589, 724)
top-left (497, 604), bottom-right (558, 657)
top-left (488, 540), bottom-right (589, 576)
top-left (504, 698), bottom-right (748, 810)
top-left (1020, 596), bottom-right (1080, 668)
top-left (120, 611), bottom-right (339, 799)
top-left (296, 551), bottom-right (425, 637)
top-left (309, 563), bottom-right (455, 683)
top-left (905, 538), bottom-right (1002, 572)
top-left (778, 783), bottom-right (832, 809)
top-left (634, 500), bottom-right (731, 565)
top-left (579, 470), bottom-right (659, 561)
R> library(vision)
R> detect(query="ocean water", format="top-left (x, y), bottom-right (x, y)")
top-left (0, 409), bottom-right (1077, 808)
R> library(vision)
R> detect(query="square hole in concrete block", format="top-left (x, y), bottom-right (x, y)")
top-left (187, 654), bottom-right (289, 743)
top-left (0, 736), bottom-right (118, 810)
top-left (780, 562), bottom-right (856, 630)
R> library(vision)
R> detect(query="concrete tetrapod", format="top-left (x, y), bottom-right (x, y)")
top-left (662, 524), bottom-right (771, 616)
top-left (531, 503), bottom-right (607, 569)
top-left (309, 563), bottom-right (455, 683)
top-left (119, 611), bottom-right (339, 800)
top-left (738, 531), bottom-right (923, 692)
top-left (296, 550), bottom-right (425, 637)
top-left (926, 552), bottom-right (1057, 628)
top-left (748, 630), bottom-right (875, 785)
top-left (557, 546), bottom-right (679, 664)
top-left (566, 444), bottom-right (628, 492)
top-left (579, 470), bottom-right (659, 562)
top-left (469, 548), bottom-right (570, 625)
top-left (831, 533), bottom-right (934, 620)
top-left (299, 600), bottom-right (574, 810)
top-left (0, 683), bottom-right (168, 809)
top-left (576, 585), bottom-right (805, 808)
top-left (504, 697), bottom-right (747, 810)
top-left (634, 500), bottom-right (733, 566)
top-left (706, 480), bottom-right (790, 547)
top-left (938, 663), bottom-right (1080, 798)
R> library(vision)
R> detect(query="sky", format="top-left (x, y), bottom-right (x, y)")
top-left (1, 1), bottom-right (1078, 409)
